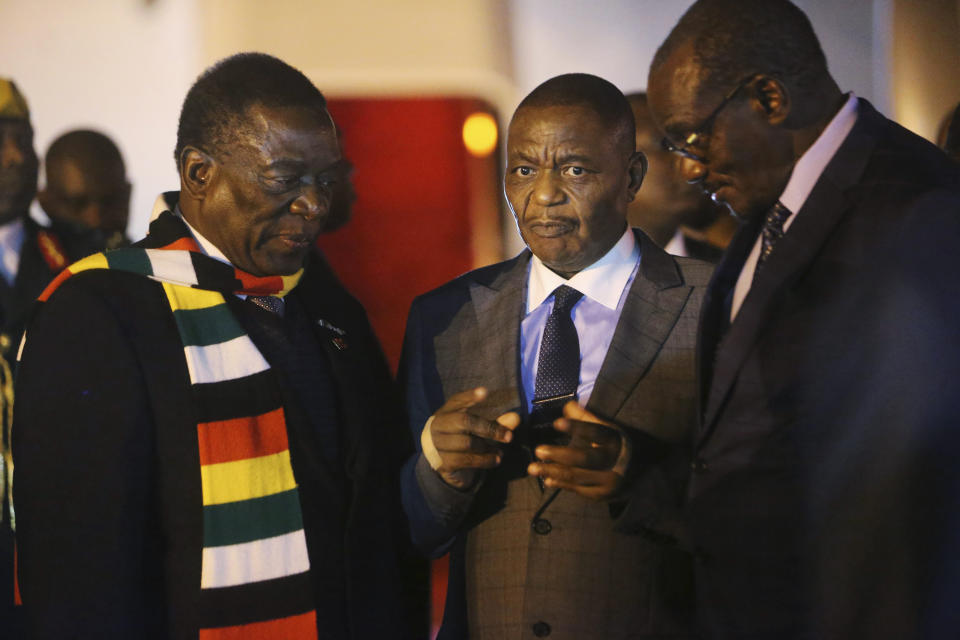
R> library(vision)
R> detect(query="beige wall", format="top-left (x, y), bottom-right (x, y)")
top-left (3, 0), bottom-right (924, 240)
top-left (890, 0), bottom-right (960, 141)
top-left (0, 0), bottom-right (202, 239)
top-left (196, 0), bottom-right (517, 115)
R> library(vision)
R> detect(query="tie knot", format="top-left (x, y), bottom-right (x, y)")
top-left (764, 201), bottom-right (792, 231)
top-left (551, 285), bottom-right (583, 315)
top-left (249, 295), bottom-right (285, 316)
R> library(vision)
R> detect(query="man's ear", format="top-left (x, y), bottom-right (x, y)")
top-left (626, 150), bottom-right (647, 202)
top-left (750, 75), bottom-right (790, 126)
top-left (180, 147), bottom-right (216, 199)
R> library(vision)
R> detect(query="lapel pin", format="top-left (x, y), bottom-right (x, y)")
top-left (316, 318), bottom-right (347, 336)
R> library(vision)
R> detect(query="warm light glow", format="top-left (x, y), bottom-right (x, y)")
top-left (462, 112), bottom-right (498, 157)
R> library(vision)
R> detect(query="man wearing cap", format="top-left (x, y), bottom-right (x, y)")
top-left (401, 73), bottom-right (711, 639)
top-left (1, 78), bottom-right (99, 640)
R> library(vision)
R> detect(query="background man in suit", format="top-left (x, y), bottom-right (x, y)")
top-left (625, 92), bottom-right (733, 262)
top-left (39, 129), bottom-right (132, 249)
top-left (14, 53), bottom-right (416, 639)
top-left (643, 0), bottom-right (960, 637)
top-left (401, 73), bottom-right (712, 639)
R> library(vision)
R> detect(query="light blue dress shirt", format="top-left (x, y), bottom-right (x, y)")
top-left (520, 228), bottom-right (641, 413)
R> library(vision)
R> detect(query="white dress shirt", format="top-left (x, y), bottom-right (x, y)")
top-left (178, 208), bottom-right (253, 301)
top-left (664, 229), bottom-right (687, 257)
top-left (521, 227), bottom-right (641, 412)
top-left (0, 218), bottom-right (26, 286)
top-left (730, 94), bottom-right (859, 321)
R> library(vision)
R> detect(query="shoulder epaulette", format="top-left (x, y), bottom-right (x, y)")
top-left (35, 230), bottom-right (68, 272)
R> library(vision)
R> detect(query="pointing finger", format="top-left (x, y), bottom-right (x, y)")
top-left (437, 387), bottom-right (488, 413)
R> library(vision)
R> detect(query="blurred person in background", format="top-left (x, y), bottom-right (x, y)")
top-left (937, 101), bottom-right (960, 163)
top-left (321, 125), bottom-right (356, 234)
top-left (0, 74), bottom-right (40, 640)
top-left (626, 92), bottom-right (734, 262)
top-left (38, 129), bottom-right (131, 250)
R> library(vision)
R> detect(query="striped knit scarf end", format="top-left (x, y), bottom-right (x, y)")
top-left (32, 225), bottom-right (318, 638)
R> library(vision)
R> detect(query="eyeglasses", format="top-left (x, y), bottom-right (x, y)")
top-left (660, 74), bottom-right (757, 164)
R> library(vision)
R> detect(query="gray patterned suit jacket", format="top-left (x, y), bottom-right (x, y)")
top-left (400, 229), bottom-right (712, 640)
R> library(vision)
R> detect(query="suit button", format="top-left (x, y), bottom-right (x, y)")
top-left (691, 458), bottom-right (709, 473)
top-left (532, 621), bottom-right (551, 637)
top-left (531, 518), bottom-right (552, 535)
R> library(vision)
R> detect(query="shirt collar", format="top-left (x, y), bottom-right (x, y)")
top-left (0, 217), bottom-right (25, 285)
top-left (779, 93), bottom-right (859, 214)
top-left (0, 217), bottom-right (25, 249)
top-left (176, 206), bottom-right (234, 267)
top-left (526, 227), bottom-right (639, 314)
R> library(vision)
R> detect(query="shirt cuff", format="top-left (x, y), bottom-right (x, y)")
top-left (420, 415), bottom-right (443, 470)
top-left (414, 454), bottom-right (479, 527)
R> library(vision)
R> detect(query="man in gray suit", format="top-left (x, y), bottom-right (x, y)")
top-left (400, 73), bottom-right (712, 639)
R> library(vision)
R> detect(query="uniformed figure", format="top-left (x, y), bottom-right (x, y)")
top-left (0, 75), bottom-right (78, 640)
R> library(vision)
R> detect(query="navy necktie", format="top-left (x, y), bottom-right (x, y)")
top-left (248, 295), bottom-right (286, 317)
top-left (530, 285), bottom-right (583, 426)
top-left (754, 201), bottom-right (792, 281)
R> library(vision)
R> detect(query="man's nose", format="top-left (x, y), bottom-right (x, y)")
top-left (679, 156), bottom-right (707, 184)
top-left (1, 135), bottom-right (26, 169)
top-left (533, 171), bottom-right (564, 206)
top-left (289, 182), bottom-right (331, 220)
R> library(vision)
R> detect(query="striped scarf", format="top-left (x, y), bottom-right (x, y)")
top-left (34, 211), bottom-right (320, 638)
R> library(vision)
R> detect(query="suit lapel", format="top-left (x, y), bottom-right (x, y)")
top-left (699, 101), bottom-right (881, 445)
top-left (455, 254), bottom-right (541, 508)
top-left (696, 214), bottom-right (760, 416)
top-left (288, 259), bottom-right (361, 491)
top-left (588, 231), bottom-right (692, 421)
top-left (453, 254), bottom-right (528, 414)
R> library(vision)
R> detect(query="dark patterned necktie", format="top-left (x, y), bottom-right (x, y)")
top-left (754, 201), bottom-right (792, 281)
top-left (248, 295), bottom-right (286, 317)
top-left (531, 285), bottom-right (583, 425)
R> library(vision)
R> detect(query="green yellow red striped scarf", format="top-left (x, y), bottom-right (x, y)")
top-left (33, 211), bottom-right (319, 638)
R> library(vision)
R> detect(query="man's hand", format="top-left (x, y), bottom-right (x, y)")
top-left (424, 387), bottom-right (521, 489)
top-left (527, 402), bottom-right (626, 500)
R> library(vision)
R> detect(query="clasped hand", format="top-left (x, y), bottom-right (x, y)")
top-left (426, 390), bottom-right (625, 500)
top-left (527, 402), bottom-right (626, 501)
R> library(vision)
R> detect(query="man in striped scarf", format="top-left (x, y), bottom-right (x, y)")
top-left (13, 53), bottom-right (417, 639)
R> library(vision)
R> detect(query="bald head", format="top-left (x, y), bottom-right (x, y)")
top-left (515, 73), bottom-right (636, 159)
top-left (651, 0), bottom-right (831, 101)
top-left (46, 130), bottom-right (125, 185)
top-left (40, 129), bottom-right (130, 236)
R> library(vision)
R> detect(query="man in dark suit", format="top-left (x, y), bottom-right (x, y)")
top-left (14, 53), bottom-right (415, 639)
top-left (643, 1), bottom-right (960, 637)
top-left (401, 73), bottom-right (712, 639)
